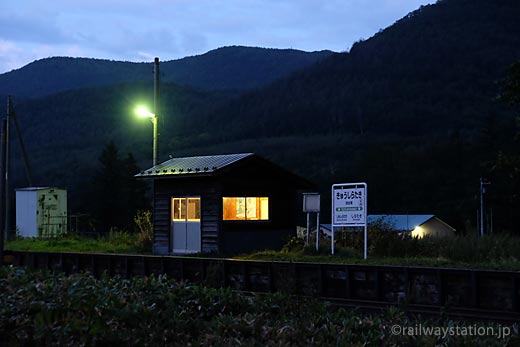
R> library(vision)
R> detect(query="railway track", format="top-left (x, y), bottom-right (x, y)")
top-left (4, 250), bottom-right (520, 322)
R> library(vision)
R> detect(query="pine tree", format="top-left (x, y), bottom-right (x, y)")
top-left (89, 142), bottom-right (148, 232)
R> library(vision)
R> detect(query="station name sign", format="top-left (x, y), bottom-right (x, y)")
top-left (332, 183), bottom-right (367, 226)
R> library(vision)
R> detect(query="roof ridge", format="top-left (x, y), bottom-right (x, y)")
top-left (136, 153), bottom-right (255, 177)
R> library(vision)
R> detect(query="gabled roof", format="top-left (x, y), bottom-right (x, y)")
top-left (368, 215), bottom-right (435, 231)
top-left (320, 214), bottom-right (439, 234)
top-left (135, 153), bottom-right (254, 177)
top-left (15, 187), bottom-right (64, 191)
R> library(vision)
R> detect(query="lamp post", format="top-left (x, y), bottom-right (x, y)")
top-left (136, 106), bottom-right (158, 166)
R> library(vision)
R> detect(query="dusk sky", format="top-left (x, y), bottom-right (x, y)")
top-left (0, 0), bottom-right (436, 74)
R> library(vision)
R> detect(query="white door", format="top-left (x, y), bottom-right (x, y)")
top-left (171, 197), bottom-right (201, 253)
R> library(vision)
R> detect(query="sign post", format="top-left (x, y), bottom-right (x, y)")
top-left (331, 183), bottom-right (367, 259)
top-left (303, 193), bottom-right (320, 251)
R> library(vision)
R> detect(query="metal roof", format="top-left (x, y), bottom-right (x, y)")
top-left (15, 187), bottom-right (64, 191)
top-left (320, 215), bottom-right (437, 234)
top-left (367, 215), bottom-right (435, 231)
top-left (135, 153), bottom-right (254, 177)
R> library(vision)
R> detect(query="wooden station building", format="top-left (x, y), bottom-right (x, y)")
top-left (136, 153), bottom-right (313, 255)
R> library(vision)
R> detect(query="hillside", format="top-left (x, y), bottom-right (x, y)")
top-left (5, 0), bottom-right (520, 233)
top-left (172, 0), bottom-right (520, 231)
top-left (0, 46), bottom-right (333, 98)
top-left (195, 0), bottom-right (520, 140)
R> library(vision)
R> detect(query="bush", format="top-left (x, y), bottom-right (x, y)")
top-left (134, 210), bottom-right (153, 252)
top-left (279, 220), bottom-right (520, 268)
top-left (281, 236), bottom-right (305, 253)
top-left (0, 266), bottom-right (514, 346)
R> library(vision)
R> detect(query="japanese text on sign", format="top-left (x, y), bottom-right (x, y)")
top-left (333, 186), bottom-right (366, 225)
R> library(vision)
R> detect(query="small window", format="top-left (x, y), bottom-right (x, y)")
top-left (187, 198), bottom-right (201, 221)
top-left (172, 197), bottom-right (201, 222)
top-left (172, 198), bottom-right (186, 221)
top-left (223, 197), bottom-right (269, 221)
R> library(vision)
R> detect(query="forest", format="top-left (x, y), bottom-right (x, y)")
top-left (2, 0), bottom-right (520, 234)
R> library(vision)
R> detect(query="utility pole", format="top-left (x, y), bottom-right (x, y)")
top-left (153, 57), bottom-right (160, 166)
top-left (0, 119), bottom-right (6, 261)
top-left (12, 108), bottom-right (32, 186)
top-left (480, 177), bottom-right (490, 237)
top-left (4, 97), bottom-right (11, 241)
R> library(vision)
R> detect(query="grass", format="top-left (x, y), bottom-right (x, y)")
top-left (236, 230), bottom-right (520, 271)
top-left (236, 249), bottom-right (520, 271)
top-left (5, 231), bottom-right (151, 254)
top-left (6, 226), bottom-right (520, 271)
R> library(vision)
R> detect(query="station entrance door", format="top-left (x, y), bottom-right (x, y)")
top-left (171, 197), bottom-right (201, 254)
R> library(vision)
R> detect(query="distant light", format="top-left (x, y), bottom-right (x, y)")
top-left (135, 105), bottom-right (155, 119)
top-left (411, 226), bottom-right (424, 238)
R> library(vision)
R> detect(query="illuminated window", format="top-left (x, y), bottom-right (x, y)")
top-left (222, 197), bottom-right (269, 221)
top-left (172, 197), bottom-right (200, 222)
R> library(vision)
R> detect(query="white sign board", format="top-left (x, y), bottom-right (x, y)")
top-left (332, 185), bottom-right (366, 226)
top-left (331, 182), bottom-right (368, 259)
top-left (303, 193), bottom-right (320, 213)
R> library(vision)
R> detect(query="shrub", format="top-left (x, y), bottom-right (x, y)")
top-left (281, 236), bottom-right (305, 253)
top-left (0, 266), bottom-right (514, 346)
top-left (281, 220), bottom-right (520, 268)
top-left (134, 210), bottom-right (153, 252)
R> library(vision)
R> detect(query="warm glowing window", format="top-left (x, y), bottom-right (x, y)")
top-left (222, 197), bottom-right (269, 221)
top-left (172, 197), bottom-right (200, 222)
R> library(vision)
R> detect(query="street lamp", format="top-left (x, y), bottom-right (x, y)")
top-left (135, 106), bottom-right (158, 166)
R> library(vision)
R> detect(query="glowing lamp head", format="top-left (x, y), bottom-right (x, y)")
top-left (135, 106), bottom-right (155, 119)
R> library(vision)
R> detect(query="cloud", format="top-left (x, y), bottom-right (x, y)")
top-left (0, 0), bottom-right (437, 73)
top-left (0, 40), bottom-right (26, 73)
top-left (0, 13), bottom-right (70, 45)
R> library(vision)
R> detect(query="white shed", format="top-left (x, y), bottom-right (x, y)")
top-left (15, 187), bottom-right (67, 238)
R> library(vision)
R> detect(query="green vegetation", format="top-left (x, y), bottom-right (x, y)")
top-left (6, 208), bottom-right (154, 254)
top-left (7, 219), bottom-right (520, 271)
top-left (0, 266), bottom-right (514, 346)
top-left (238, 226), bottom-right (520, 271)
top-left (84, 142), bottom-right (148, 232)
top-left (5, 230), bottom-right (150, 254)
top-left (240, 251), bottom-right (520, 271)
top-left (134, 209), bottom-right (153, 251)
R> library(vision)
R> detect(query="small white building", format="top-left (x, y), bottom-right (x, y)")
top-left (368, 215), bottom-right (456, 238)
top-left (320, 214), bottom-right (456, 239)
top-left (15, 187), bottom-right (67, 238)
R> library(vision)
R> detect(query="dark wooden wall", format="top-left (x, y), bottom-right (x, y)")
top-left (217, 159), bottom-right (302, 254)
top-left (153, 177), bottom-right (220, 254)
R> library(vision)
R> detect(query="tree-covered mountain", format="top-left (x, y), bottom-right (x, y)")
top-left (5, 0), bottom-right (520, 234)
top-left (0, 46), bottom-right (333, 98)
top-left (173, 0), bottom-right (520, 232)
top-left (194, 0), bottom-right (520, 140)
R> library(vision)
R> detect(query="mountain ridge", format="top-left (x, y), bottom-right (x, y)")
top-left (0, 46), bottom-right (333, 98)
top-left (193, 0), bottom-right (520, 141)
